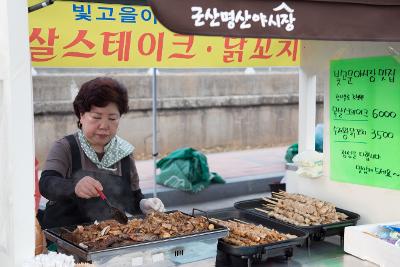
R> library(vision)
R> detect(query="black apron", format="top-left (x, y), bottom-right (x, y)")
top-left (42, 134), bottom-right (139, 228)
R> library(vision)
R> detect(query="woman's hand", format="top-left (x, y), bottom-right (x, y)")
top-left (74, 176), bottom-right (103, 199)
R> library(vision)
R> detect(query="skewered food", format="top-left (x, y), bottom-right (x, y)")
top-left (210, 218), bottom-right (296, 246)
top-left (257, 191), bottom-right (348, 226)
top-left (67, 211), bottom-right (214, 250)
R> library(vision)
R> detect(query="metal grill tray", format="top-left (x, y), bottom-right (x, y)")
top-left (44, 211), bottom-right (228, 263)
top-left (207, 208), bottom-right (308, 258)
top-left (234, 198), bottom-right (360, 241)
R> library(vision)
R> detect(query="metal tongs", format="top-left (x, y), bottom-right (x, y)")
top-left (96, 189), bottom-right (128, 224)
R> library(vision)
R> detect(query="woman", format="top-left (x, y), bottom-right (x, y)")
top-left (39, 77), bottom-right (164, 229)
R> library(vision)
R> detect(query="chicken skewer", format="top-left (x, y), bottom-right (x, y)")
top-left (210, 217), bottom-right (296, 246)
top-left (257, 192), bottom-right (348, 226)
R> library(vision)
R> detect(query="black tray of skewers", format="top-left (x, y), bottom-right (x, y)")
top-left (234, 191), bottom-right (360, 242)
top-left (206, 208), bottom-right (308, 267)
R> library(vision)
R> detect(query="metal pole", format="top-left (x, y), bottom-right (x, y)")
top-left (151, 68), bottom-right (158, 197)
top-left (28, 0), bottom-right (54, 13)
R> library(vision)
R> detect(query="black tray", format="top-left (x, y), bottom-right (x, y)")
top-left (234, 198), bottom-right (360, 241)
top-left (207, 208), bottom-right (308, 261)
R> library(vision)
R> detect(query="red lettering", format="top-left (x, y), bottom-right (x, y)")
top-left (168, 34), bottom-right (195, 59)
top-left (276, 40), bottom-right (298, 61)
top-left (29, 28), bottom-right (59, 62)
top-left (101, 31), bottom-right (132, 61)
top-left (249, 39), bottom-right (273, 60)
top-left (138, 32), bottom-right (164, 62)
top-left (62, 30), bottom-right (96, 58)
top-left (223, 38), bottom-right (247, 63)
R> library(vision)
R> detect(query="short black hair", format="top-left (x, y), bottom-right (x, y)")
top-left (73, 77), bottom-right (129, 128)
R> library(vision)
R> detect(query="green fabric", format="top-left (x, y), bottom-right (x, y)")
top-left (156, 148), bottom-right (225, 193)
top-left (47, 243), bottom-right (58, 252)
top-left (78, 130), bottom-right (134, 171)
top-left (285, 143), bottom-right (298, 163)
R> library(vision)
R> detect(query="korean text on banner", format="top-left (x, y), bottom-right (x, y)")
top-left (330, 56), bottom-right (400, 190)
top-left (28, 1), bottom-right (300, 68)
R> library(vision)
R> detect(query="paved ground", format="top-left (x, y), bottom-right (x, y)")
top-left (136, 146), bottom-right (287, 190)
top-left (39, 147), bottom-right (287, 211)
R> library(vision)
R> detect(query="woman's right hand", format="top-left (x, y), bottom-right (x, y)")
top-left (74, 176), bottom-right (103, 199)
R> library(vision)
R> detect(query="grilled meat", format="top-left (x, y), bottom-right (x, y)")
top-left (67, 211), bottom-right (215, 250)
top-left (211, 218), bottom-right (296, 246)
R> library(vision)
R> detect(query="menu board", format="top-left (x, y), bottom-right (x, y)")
top-left (330, 56), bottom-right (400, 190)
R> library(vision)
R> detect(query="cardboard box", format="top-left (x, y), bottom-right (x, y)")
top-left (344, 222), bottom-right (400, 267)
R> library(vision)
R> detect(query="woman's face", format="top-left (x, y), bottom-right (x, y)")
top-left (80, 103), bottom-right (120, 152)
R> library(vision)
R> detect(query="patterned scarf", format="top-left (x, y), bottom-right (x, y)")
top-left (77, 130), bottom-right (134, 171)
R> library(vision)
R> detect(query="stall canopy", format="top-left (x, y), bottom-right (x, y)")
top-left (31, 0), bottom-right (400, 41)
top-left (28, 0), bottom-right (300, 67)
top-left (147, 0), bottom-right (400, 41)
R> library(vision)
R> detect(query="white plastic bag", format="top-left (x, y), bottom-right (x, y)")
top-left (23, 252), bottom-right (75, 267)
top-left (293, 150), bottom-right (323, 178)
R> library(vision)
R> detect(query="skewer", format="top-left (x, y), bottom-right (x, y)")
top-left (228, 219), bottom-right (250, 225)
top-left (265, 205), bottom-right (277, 210)
top-left (255, 208), bottom-right (270, 215)
top-left (363, 231), bottom-right (379, 238)
top-left (261, 204), bottom-right (273, 209)
top-left (268, 197), bottom-right (280, 201)
top-left (272, 192), bottom-right (286, 198)
top-left (263, 199), bottom-right (279, 206)
top-left (262, 197), bottom-right (280, 204)
top-left (263, 196), bottom-right (278, 201)
top-left (262, 202), bottom-right (276, 208)
top-left (233, 218), bottom-right (250, 225)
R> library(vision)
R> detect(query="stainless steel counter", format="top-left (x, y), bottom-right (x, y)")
top-left (258, 236), bottom-right (377, 267)
top-left (184, 236), bottom-right (377, 267)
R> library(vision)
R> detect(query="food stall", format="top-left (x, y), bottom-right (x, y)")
top-left (25, 1), bottom-right (307, 265)
top-left (148, 0), bottom-right (400, 220)
top-left (147, 0), bottom-right (400, 265)
top-left (3, 0), bottom-right (304, 266)
top-left (1, 0), bottom-right (399, 266)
